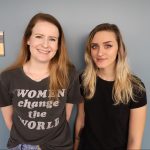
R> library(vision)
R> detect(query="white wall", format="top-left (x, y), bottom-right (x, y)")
top-left (0, 0), bottom-right (150, 149)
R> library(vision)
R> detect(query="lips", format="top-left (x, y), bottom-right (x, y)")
top-left (37, 49), bottom-right (50, 54)
top-left (96, 58), bottom-right (107, 61)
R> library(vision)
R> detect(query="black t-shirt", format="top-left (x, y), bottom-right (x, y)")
top-left (0, 67), bottom-right (82, 150)
top-left (79, 76), bottom-right (147, 150)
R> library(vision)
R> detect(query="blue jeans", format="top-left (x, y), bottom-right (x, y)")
top-left (9, 144), bottom-right (41, 150)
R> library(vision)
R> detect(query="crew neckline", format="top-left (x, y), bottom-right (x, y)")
top-left (97, 75), bottom-right (114, 84)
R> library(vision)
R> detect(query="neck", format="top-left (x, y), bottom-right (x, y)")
top-left (26, 60), bottom-right (49, 74)
top-left (23, 60), bottom-right (50, 81)
top-left (98, 68), bottom-right (115, 81)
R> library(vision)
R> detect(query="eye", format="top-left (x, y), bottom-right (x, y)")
top-left (49, 38), bottom-right (56, 42)
top-left (91, 43), bottom-right (99, 50)
top-left (35, 35), bottom-right (43, 39)
top-left (104, 44), bottom-right (112, 49)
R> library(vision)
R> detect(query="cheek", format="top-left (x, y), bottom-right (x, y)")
top-left (111, 48), bottom-right (118, 60)
top-left (91, 54), bottom-right (95, 63)
top-left (48, 42), bottom-right (58, 52)
top-left (91, 54), bottom-right (97, 65)
top-left (54, 45), bottom-right (58, 51)
top-left (28, 39), bottom-right (37, 48)
top-left (52, 49), bottom-right (57, 55)
top-left (112, 52), bottom-right (118, 60)
top-left (91, 50), bottom-right (96, 59)
top-left (53, 42), bottom-right (58, 50)
top-left (110, 55), bottom-right (118, 65)
top-left (114, 50), bottom-right (118, 59)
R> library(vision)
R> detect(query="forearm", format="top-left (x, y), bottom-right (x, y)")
top-left (74, 120), bottom-right (83, 150)
top-left (74, 116), bottom-right (84, 138)
top-left (6, 121), bottom-right (13, 130)
top-left (74, 103), bottom-right (84, 150)
top-left (127, 138), bottom-right (142, 150)
top-left (1, 105), bottom-right (13, 130)
top-left (66, 103), bottom-right (73, 121)
top-left (127, 106), bottom-right (147, 150)
top-left (74, 137), bottom-right (80, 150)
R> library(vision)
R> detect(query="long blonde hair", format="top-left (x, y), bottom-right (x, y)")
top-left (5, 13), bottom-right (73, 97)
top-left (82, 23), bottom-right (144, 104)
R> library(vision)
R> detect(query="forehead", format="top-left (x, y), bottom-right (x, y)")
top-left (92, 31), bottom-right (116, 43)
top-left (32, 20), bottom-right (59, 36)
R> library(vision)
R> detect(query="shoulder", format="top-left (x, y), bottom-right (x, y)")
top-left (0, 68), bottom-right (21, 84)
top-left (130, 75), bottom-right (147, 109)
top-left (131, 74), bottom-right (144, 83)
top-left (1, 68), bottom-right (21, 78)
top-left (131, 74), bottom-right (145, 91)
top-left (69, 65), bottom-right (76, 74)
top-left (68, 66), bottom-right (79, 80)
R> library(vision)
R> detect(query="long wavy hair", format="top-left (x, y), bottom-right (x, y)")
top-left (82, 23), bottom-right (144, 104)
top-left (6, 13), bottom-right (73, 98)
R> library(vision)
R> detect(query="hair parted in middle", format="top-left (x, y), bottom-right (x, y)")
top-left (6, 13), bottom-right (73, 98)
top-left (82, 23), bottom-right (144, 104)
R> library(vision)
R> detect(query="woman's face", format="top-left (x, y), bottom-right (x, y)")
top-left (27, 20), bottom-right (59, 64)
top-left (90, 31), bottom-right (118, 71)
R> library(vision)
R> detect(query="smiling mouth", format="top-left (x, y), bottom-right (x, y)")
top-left (37, 49), bottom-right (50, 54)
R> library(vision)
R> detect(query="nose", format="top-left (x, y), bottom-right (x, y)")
top-left (97, 47), bottom-right (103, 56)
top-left (42, 38), bottom-right (49, 48)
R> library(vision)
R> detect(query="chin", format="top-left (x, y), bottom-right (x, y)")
top-left (96, 64), bottom-right (106, 69)
top-left (38, 59), bottom-right (50, 64)
top-left (37, 57), bottom-right (53, 63)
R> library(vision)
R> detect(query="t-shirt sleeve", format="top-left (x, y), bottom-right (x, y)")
top-left (67, 68), bottom-right (83, 104)
top-left (0, 72), bottom-right (12, 107)
top-left (129, 82), bottom-right (147, 109)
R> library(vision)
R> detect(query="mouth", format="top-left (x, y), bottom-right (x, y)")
top-left (96, 58), bottom-right (107, 61)
top-left (37, 49), bottom-right (51, 54)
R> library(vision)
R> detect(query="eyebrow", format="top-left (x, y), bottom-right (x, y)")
top-left (34, 33), bottom-right (58, 39)
top-left (91, 43), bottom-right (98, 45)
top-left (103, 41), bottom-right (113, 44)
top-left (91, 41), bottom-right (113, 44)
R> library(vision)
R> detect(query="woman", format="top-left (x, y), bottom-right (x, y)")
top-left (0, 13), bottom-right (82, 150)
top-left (74, 23), bottom-right (147, 150)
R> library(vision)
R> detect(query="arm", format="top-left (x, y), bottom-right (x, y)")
top-left (66, 103), bottom-right (74, 121)
top-left (127, 105), bottom-right (147, 149)
top-left (1, 105), bottom-right (13, 130)
top-left (74, 102), bottom-right (85, 150)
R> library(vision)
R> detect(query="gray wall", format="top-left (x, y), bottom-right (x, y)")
top-left (0, 0), bottom-right (150, 149)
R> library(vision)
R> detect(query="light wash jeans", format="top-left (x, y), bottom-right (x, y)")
top-left (9, 144), bottom-right (41, 150)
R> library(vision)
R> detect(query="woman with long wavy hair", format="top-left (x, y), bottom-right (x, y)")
top-left (74, 23), bottom-right (147, 150)
top-left (0, 13), bottom-right (82, 150)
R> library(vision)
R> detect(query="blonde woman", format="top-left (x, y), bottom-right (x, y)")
top-left (0, 13), bottom-right (82, 150)
top-left (74, 23), bottom-right (147, 150)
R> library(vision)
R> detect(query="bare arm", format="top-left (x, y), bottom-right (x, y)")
top-left (1, 105), bottom-right (13, 130)
top-left (127, 105), bottom-right (147, 149)
top-left (74, 102), bottom-right (85, 150)
top-left (66, 103), bottom-right (74, 122)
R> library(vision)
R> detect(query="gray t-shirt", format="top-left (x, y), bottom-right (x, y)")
top-left (0, 67), bottom-right (82, 150)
